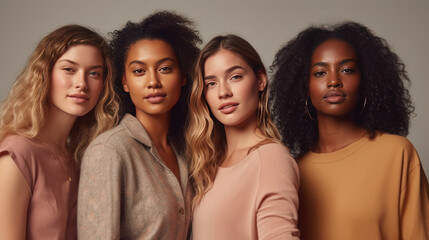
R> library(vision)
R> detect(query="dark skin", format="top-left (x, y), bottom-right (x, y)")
top-left (122, 39), bottom-right (184, 182)
top-left (309, 38), bottom-right (367, 153)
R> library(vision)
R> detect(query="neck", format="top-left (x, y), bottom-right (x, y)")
top-left (135, 111), bottom-right (171, 149)
top-left (315, 114), bottom-right (366, 153)
top-left (220, 116), bottom-right (266, 168)
top-left (224, 115), bottom-right (264, 154)
top-left (38, 106), bottom-right (77, 153)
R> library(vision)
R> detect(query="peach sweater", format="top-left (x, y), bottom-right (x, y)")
top-left (193, 143), bottom-right (300, 240)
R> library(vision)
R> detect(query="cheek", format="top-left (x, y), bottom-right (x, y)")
top-left (203, 90), bottom-right (217, 111)
top-left (90, 80), bottom-right (104, 97)
top-left (50, 72), bottom-right (68, 96)
top-left (164, 76), bottom-right (183, 100)
top-left (308, 80), bottom-right (323, 98)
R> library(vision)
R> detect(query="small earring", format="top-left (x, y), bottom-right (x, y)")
top-left (359, 96), bottom-right (367, 115)
top-left (305, 98), bottom-right (315, 121)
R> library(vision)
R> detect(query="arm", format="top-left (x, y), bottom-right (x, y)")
top-left (256, 147), bottom-right (300, 240)
top-left (400, 145), bottom-right (429, 240)
top-left (77, 144), bottom-right (122, 240)
top-left (0, 154), bottom-right (30, 240)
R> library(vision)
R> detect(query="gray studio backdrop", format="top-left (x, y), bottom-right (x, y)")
top-left (1, 0), bottom-right (428, 175)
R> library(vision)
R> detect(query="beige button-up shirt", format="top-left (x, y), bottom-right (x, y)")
top-left (78, 114), bottom-right (192, 240)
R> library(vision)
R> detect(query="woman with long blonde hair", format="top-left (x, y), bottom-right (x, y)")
top-left (187, 34), bottom-right (300, 239)
top-left (0, 24), bottom-right (118, 239)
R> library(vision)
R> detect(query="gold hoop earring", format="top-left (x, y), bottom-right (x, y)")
top-left (305, 98), bottom-right (315, 121)
top-left (359, 96), bottom-right (367, 115)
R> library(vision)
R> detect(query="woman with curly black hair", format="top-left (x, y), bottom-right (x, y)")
top-left (270, 22), bottom-right (429, 240)
top-left (77, 11), bottom-right (201, 239)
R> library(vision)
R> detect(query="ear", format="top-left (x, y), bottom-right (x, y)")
top-left (122, 75), bottom-right (129, 92)
top-left (257, 71), bottom-right (267, 91)
top-left (181, 76), bottom-right (186, 87)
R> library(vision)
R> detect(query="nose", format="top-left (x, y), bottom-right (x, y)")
top-left (218, 81), bottom-right (232, 99)
top-left (147, 70), bottom-right (161, 89)
top-left (74, 72), bottom-right (87, 91)
top-left (327, 72), bottom-right (343, 88)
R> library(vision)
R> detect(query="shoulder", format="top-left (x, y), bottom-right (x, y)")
top-left (85, 122), bottom-right (135, 154)
top-left (254, 142), bottom-right (298, 177)
top-left (0, 135), bottom-right (42, 191)
top-left (1, 134), bottom-right (38, 149)
top-left (373, 133), bottom-right (413, 148)
top-left (254, 143), bottom-right (300, 195)
top-left (370, 133), bottom-right (417, 155)
top-left (370, 133), bottom-right (421, 169)
top-left (255, 142), bottom-right (295, 164)
top-left (81, 117), bottom-right (148, 169)
top-left (0, 135), bottom-right (44, 159)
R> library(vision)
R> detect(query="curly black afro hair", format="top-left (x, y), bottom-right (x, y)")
top-left (109, 11), bottom-right (201, 153)
top-left (269, 22), bottom-right (414, 158)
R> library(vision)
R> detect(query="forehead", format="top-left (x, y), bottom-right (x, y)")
top-left (311, 38), bottom-right (357, 63)
top-left (57, 44), bottom-right (103, 65)
top-left (126, 39), bottom-right (177, 63)
top-left (204, 49), bottom-right (249, 73)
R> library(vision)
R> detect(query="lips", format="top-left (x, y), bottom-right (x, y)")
top-left (68, 93), bottom-right (89, 103)
top-left (218, 102), bottom-right (239, 114)
top-left (323, 90), bottom-right (346, 103)
top-left (144, 92), bottom-right (166, 103)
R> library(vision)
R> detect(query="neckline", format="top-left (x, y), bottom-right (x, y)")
top-left (304, 135), bottom-right (370, 163)
top-left (217, 143), bottom-right (276, 170)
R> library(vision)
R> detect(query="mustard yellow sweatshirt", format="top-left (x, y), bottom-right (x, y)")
top-left (298, 133), bottom-right (429, 240)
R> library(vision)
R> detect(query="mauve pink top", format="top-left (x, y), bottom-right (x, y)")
top-left (0, 135), bottom-right (78, 240)
top-left (192, 143), bottom-right (300, 240)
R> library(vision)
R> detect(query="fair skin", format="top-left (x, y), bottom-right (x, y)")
top-left (203, 49), bottom-right (267, 167)
top-left (0, 44), bottom-right (104, 240)
top-left (309, 38), bottom-right (366, 153)
top-left (122, 39), bottom-right (184, 181)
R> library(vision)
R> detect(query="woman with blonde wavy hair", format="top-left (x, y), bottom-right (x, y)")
top-left (187, 34), bottom-right (300, 239)
top-left (0, 24), bottom-right (118, 239)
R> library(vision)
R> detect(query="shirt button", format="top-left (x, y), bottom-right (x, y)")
top-left (179, 207), bottom-right (185, 215)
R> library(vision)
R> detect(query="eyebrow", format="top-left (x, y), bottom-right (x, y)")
top-left (57, 59), bottom-right (103, 69)
top-left (128, 57), bottom-right (176, 67)
top-left (311, 58), bottom-right (357, 68)
top-left (204, 65), bottom-right (245, 80)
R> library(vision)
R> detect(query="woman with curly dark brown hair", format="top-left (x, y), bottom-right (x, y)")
top-left (270, 22), bottom-right (429, 240)
top-left (77, 11), bottom-right (201, 239)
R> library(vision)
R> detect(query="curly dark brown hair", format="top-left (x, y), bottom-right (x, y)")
top-left (109, 11), bottom-right (201, 152)
top-left (270, 22), bottom-right (414, 158)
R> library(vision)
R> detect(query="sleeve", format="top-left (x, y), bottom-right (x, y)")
top-left (0, 136), bottom-right (35, 195)
top-left (399, 143), bottom-right (429, 240)
top-left (77, 142), bottom-right (123, 240)
top-left (256, 145), bottom-right (300, 240)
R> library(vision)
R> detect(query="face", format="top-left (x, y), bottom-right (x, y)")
top-left (50, 44), bottom-right (104, 119)
top-left (122, 39), bottom-right (184, 119)
top-left (309, 38), bottom-right (361, 118)
top-left (203, 49), bottom-right (266, 127)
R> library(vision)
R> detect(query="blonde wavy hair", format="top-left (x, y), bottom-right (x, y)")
top-left (0, 24), bottom-right (119, 165)
top-left (186, 35), bottom-right (280, 207)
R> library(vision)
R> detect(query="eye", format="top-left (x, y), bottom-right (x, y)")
top-left (89, 71), bottom-right (102, 78)
top-left (132, 69), bottom-right (145, 76)
top-left (341, 68), bottom-right (355, 74)
top-left (205, 81), bottom-right (217, 88)
top-left (62, 67), bottom-right (75, 73)
top-left (159, 66), bottom-right (172, 73)
top-left (230, 74), bottom-right (242, 80)
top-left (313, 71), bottom-right (326, 78)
